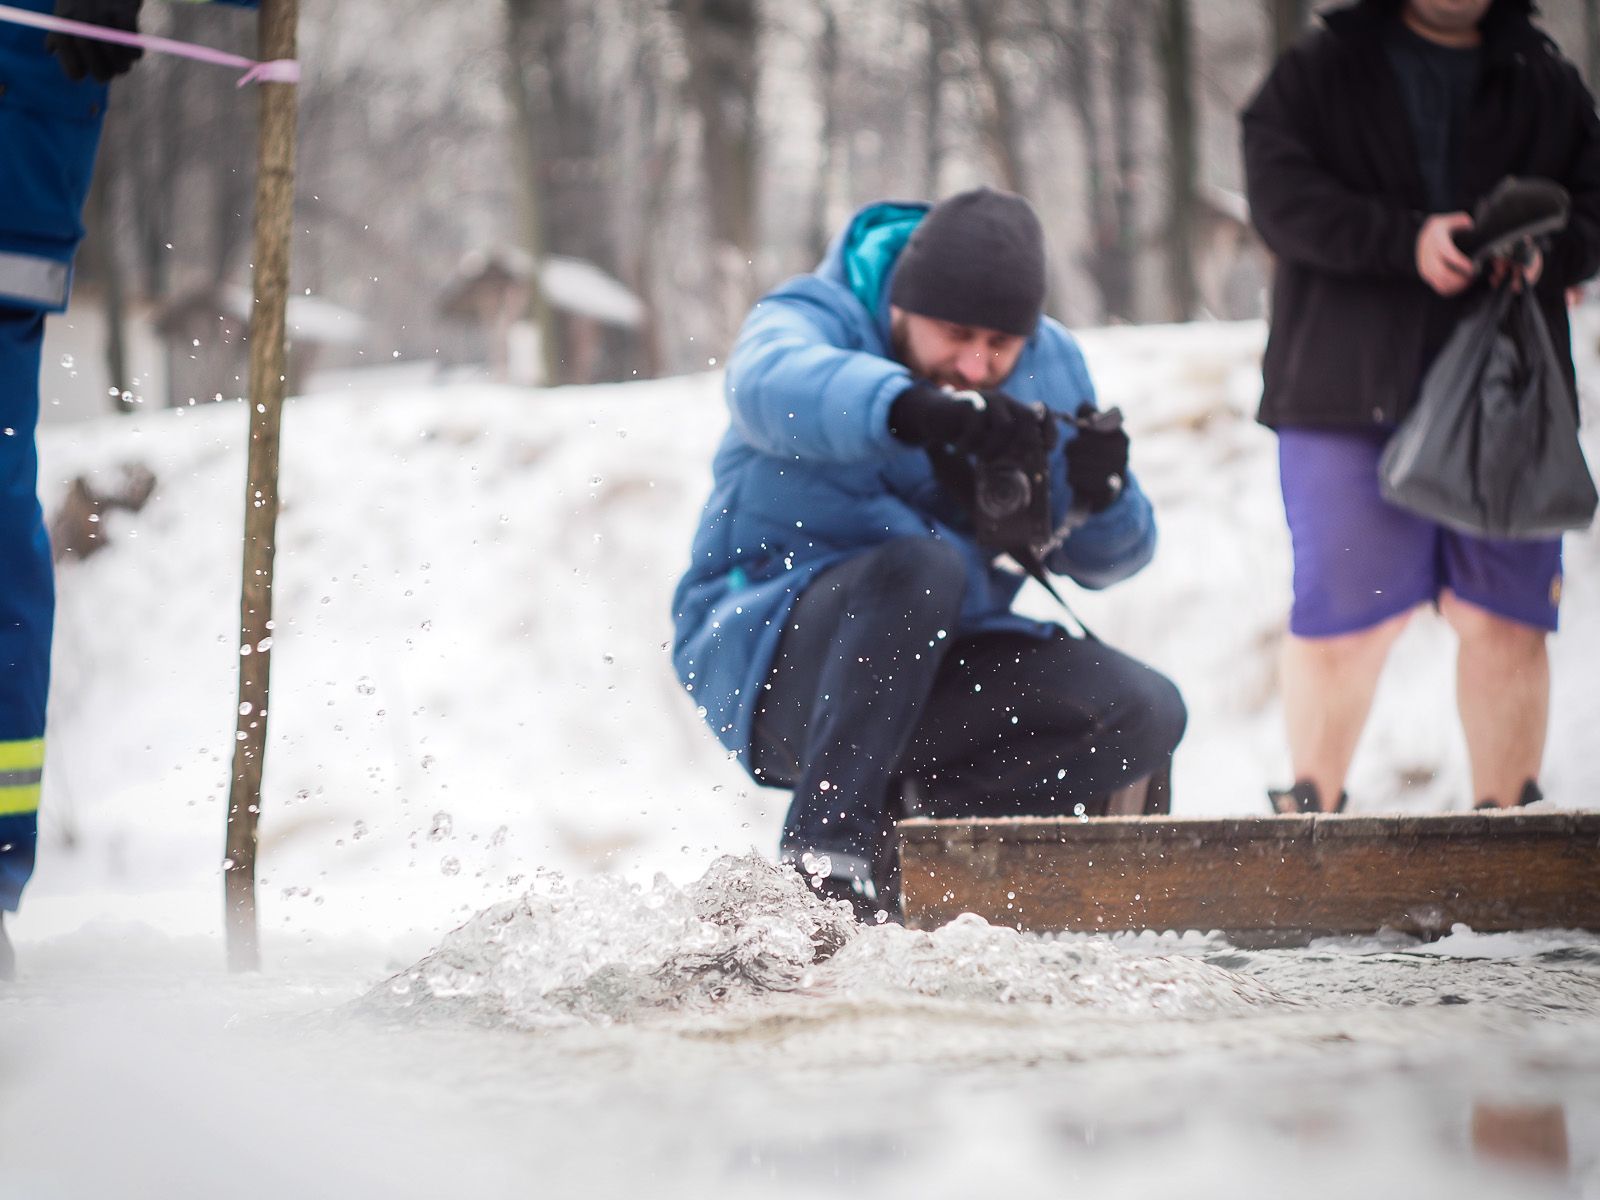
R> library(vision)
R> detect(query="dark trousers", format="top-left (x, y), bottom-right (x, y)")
top-left (750, 537), bottom-right (1187, 889)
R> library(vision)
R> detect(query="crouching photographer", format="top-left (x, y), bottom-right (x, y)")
top-left (670, 187), bottom-right (1186, 923)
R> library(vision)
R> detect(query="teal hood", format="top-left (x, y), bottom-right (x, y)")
top-left (815, 201), bottom-right (928, 333)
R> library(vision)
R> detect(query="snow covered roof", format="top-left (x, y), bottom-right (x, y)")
top-left (539, 256), bottom-right (645, 328)
top-left (223, 286), bottom-right (370, 347)
top-left (442, 247), bottom-right (646, 329)
top-left (157, 286), bottom-right (369, 348)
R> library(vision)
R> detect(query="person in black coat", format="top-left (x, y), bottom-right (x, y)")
top-left (1241, 0), bottom-right (1600, 814)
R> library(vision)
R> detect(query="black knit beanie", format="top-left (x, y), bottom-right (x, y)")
top-left (889, 187), bottom-right (1047, 337)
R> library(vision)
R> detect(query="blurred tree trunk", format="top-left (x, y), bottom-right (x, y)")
top-left (923, 0), bottom-right (954, 198)
top-left (958, 0), bottom-right (1028, 195)
top-left (1584, 0), bottom-right (1600, 93)
top-left (672, 0), bottom-right (761, 344)
top-left (1158, 0), bottom-right (1199, 320)
top-left (1041, 0), bottom-right (1117, 322)
top-left (116, 2), bottom-right (255, 406)
top-left (1061, 1), bottom-right (1107, 253)
top-left (128, 36), bottom-right (185, 405)
top-left (1107, 0), bottom-right (1141, 320)
top-left (82, 127), bottom-right (133, 413)
top-left (503, 0), bottom-right (560, 385)
top-left (620, 5), bottom-right (682, 379)
top-left (537, 9), bottom-right (615, 273)
top-left (809, 0), bottom-right (841, 262)
top-left (1268, 0), bottom-right (1311, 55)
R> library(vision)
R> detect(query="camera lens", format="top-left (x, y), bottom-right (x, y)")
top-left (976, 464), bottom-right (1031, 519)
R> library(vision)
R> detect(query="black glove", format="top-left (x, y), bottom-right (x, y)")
top-left (47, 0), bottom-right (144, 83)
top-left (1065, 402), bottom-right (1128, 514)
top-left (889, 382), bottom-right (1057, 460)
top-left (1452, 176), bottom-right (1569, 266)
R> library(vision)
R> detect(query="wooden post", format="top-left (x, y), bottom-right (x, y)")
top-left (225, 0), bottom-right (298, 973)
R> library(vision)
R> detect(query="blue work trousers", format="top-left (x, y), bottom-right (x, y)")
top-left (0, 305), bottom-right (51, 911)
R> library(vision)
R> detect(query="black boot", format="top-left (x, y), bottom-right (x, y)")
top-left (0, 912), bottom-right (13, 982)
top-left (1268, 780), bottom-right (1348, 815)
top-left (793, 860), bottom-right (899, 926)
top-left (1474, 779), bottom-right (1543, 811)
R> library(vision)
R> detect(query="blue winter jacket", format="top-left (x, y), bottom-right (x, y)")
top-left (671, 200), bottom-right (1158, 769)
top-left (0, 0), bottom-right (255, 311)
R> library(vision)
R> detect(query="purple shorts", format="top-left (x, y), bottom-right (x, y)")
top-left (1278, 428), bottom-right (1563, 637)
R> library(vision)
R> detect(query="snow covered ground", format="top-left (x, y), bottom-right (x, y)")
top-left (6, 317), bottom-right (1600, 1197)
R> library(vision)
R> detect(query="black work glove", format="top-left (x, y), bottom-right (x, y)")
top-left (47, 0), bottom-right (144, 83)
top-left (889, 381), bottom-right (1057, 460)
top-left (1064, 401), bottom-right (1129, 514)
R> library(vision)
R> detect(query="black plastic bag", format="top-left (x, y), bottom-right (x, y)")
top-left (1379, 284), bottom-right (1598, 540)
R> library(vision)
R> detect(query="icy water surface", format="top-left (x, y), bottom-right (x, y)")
top-left (5, 855), bottom-right (1599, 1199)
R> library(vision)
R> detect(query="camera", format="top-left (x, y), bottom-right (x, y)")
top-left (928, 391), bottom-right (1058, 553)
top-left (955, 400), bottom-right (1124, 554)
top-left (973, 438), bottom-right (1051, 551)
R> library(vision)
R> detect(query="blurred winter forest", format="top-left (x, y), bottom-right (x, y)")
top-left (70, 0), bottom-right (1597, 409)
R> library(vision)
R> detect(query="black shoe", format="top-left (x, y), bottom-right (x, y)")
top-left (1268, 780), bottom-right (1348, 815)
top-left (1474, 780), bottom-right (1543, 811)
top-left (1453, 176), bottom-right (1570, 265)
top-left (795, 864), bottom-right (900, 926)
top-left (0, 913), bottom-right (13, 982)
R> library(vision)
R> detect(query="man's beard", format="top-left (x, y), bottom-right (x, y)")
top-left (889, 311), bottom-right (918, 376)
top-left (890, 311), bottom-right (977, 390)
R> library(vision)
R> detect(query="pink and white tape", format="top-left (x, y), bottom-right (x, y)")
top-left (0, 3), bottom-right (297, 85)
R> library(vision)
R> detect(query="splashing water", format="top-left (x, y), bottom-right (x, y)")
top-left (357, 855), bottom-right (1273, 1030)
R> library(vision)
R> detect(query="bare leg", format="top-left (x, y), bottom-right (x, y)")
top-left (1281, 609), bottom-right (1414, 810)
top-left (1439, 591), bottom-right (1549, 808)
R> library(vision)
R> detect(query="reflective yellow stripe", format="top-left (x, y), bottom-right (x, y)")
top-left (0, 740), bottom-right (44, 816)
top-left (0, 782), bottom-right (40, 817)
top-left (0, 739), bottom-right (44, 772)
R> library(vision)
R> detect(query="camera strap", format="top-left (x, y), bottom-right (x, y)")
top-left (1009, 547), bottom-right (1100, 642)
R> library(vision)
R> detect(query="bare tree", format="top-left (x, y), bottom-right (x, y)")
top-left (1268, 0), bottom-right (1311, 55)
top-left (615, 1), bottom-right (685, 378)
top-left (1158, 0), bottom-right (1199, 320)
top-left (671, 0), bottom-right (761, 344)
top-left (104, 1), bottom-right (256, 405)
top-left (504, 0), bottom-right (561, 384)
top-left (1584, 0), bottom-right (1600, 92)
top-left (809, 0), bottom-right (842, 261)
top-left (922, 0), bottom-right (955, 198)
top-left (81, 128), bottom-right (133, 413)
top-left (1107, 0), bottom-right (1142, 320)
top-left (1039, 0), bottom-right (1121, 321)
top-left (958, 0), bottom-right (1028, 194)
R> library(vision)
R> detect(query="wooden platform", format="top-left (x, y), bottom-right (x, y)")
top-left (898, 811), bottom-right (1600, 942)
